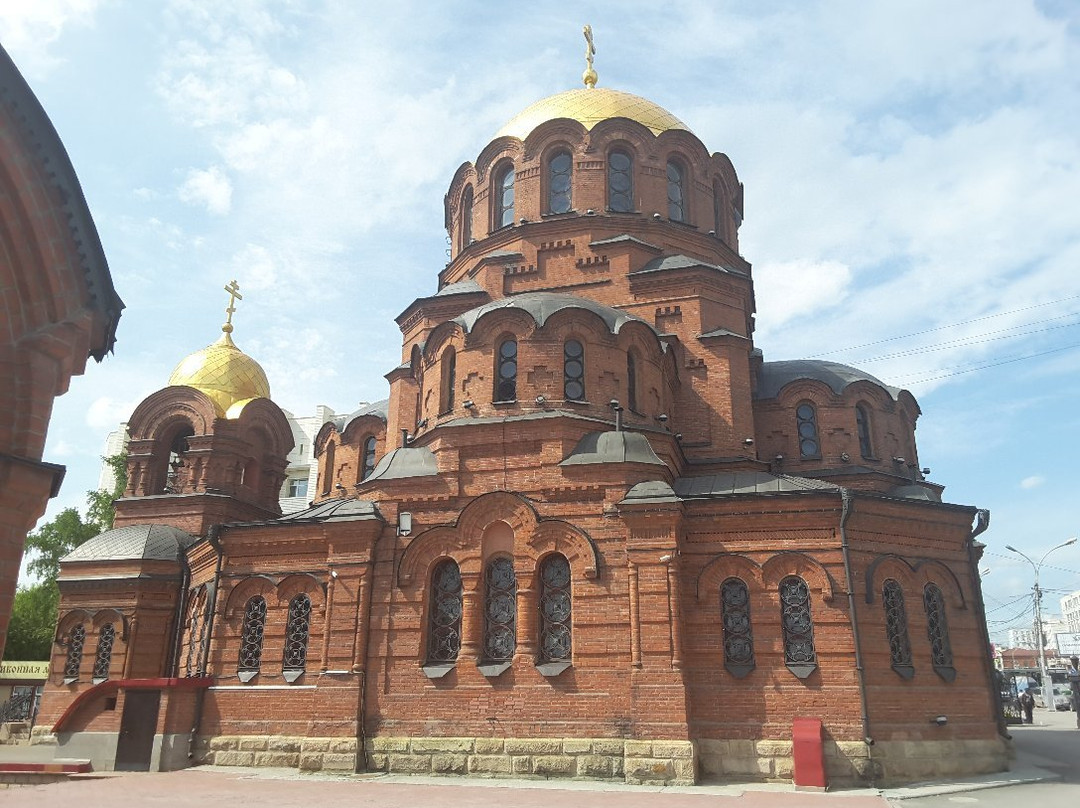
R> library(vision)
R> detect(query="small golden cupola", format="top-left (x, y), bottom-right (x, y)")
top-left (167, 280), bottom-right (271, 418)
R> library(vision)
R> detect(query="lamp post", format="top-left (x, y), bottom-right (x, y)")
top-left (1006, 537), bottom-right (1078, 711)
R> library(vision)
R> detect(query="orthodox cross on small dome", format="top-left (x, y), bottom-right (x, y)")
top-left (222, 279), bottom-right (243, 335)
top-left (583, 24), bottom-right (597, 88)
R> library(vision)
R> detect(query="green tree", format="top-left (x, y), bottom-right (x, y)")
top-left (3, 452), bottom-right (127, 662)
top-left (4, 584), bottom-right (59, 660)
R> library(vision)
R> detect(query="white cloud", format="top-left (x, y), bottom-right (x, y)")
top-left (86, 396), bottom-right (141, 433)
top-left (178, 166), bottom-right (233, 215)
top-left (1020, 476), bottom-right (1045, 490)
top-left (0, 0), bottom-right (101, 78)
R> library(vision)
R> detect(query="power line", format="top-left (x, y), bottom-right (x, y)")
top-left (855, 316), bottom-right (1079, 363)
top-left (890, 343), bottom-right (1080, 386)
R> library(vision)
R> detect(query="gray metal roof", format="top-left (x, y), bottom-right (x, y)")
top-left (756, 360), bottom-right (903, 401)
top-left (621, 480), bottom-right (681, 504)
top-left (630, 254), bottom-right (746, 278)
top-left (63, 524), bottom-right (196, 563)
top-left (277, 498), bottom-right (382, 522)
top-left (887, 484), bottom-right (942, 502)
top-left (589, 234), bottom-right (662, 252)
top-left (673, 472), bottom-right (839, 498)
top-left (453, 292), bottom-right (653, 335)
top-left (365, 446), bottom-right (439, 481)
top-left (560, 431), bottom-right (667, 467)
top-left (434, 278), bottom-right (486, 297)
top-left (329, 399), bottom-right (389, 431)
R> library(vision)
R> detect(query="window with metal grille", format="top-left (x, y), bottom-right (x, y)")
top-left (796, 402), bottom-right (820, 459)
top-left (282, 594), bottom-right (311, 678)
top-left (495, 339), bottom-right (517, 401)
top-left (721, 577), bottom-right (755, 677)
top-left (608, 149), bottom-right (633, 212)
top-left (923, 583), bottom-right (956, 681)
top-left (440, 347), bottom-right (456, 415)
top-left (428, 560), bottom-right (463, 663)
top-left (856, 404), bottom-right (873, 459)
top-left (484, 557), bottom-right (516, 663)
top-left (666, 159), bottom-right (685, 222)
top-left (238, 596), bottom-right (267, 680)
top-left (494, 164), bottom-right (515, 228)
top-left (883, 579), bottom-right (914, 679)
top-left (63, 623), bottom-right (85, 681)
top-left (361, 436), bottom-right (377, 481)
top-left (547, 150), bottom-right (572, 214)
top-left (539, 554), bottom-right (572, 662)
top-left (92, 623), bottom-right (115, 682)
top-left (564, 340), bottom-right (585, 401)
top-left (183, 588), bottom-right (207, 677)
top-left (780, 576), bottom-right (817, 678)
top-left (626, 352), bottom-right (638, 412)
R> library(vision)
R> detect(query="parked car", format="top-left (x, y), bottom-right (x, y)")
top-left (1031, 685), bottom-right (1074, 710)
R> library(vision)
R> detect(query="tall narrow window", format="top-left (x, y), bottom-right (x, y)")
top-left (63, 623), bottom-right (85, 682)
top-left (721, 577), bottom-right (755, 677)
top-left (666, 159), bottom-right (685, 222)
top-left (440, 347), bottom-right (456, 415)
top-left (539, 554), bottom-right (572, 663)
top-left (428, 560), bottom-right (463, 663)
top-left (460, 186), bottom-right (473, 249)
top-left (483, 557), bottom-right (517, 663)
top-left (321, 441), bottom-right (335, 495)
top-left (495, 338), bottom-right (517, 401)
top-left (883, 579), bottom-right (914, 679)
top-left (712, 180), bottom-right (725, 239)
top-left (608, 149), bottom-right (633, 212)
top-left (780, 576), bottom-right (817, 678)
top-left (564, 339), bottom-right (585, 401)
top-left (923, 583), bottom-right (956, 681)
top-left (92, 623), bottom-right (115, 682)
top-left (361, 436), bottom-right (377, 481)
top-left (495, 164), bottom-right (515, 229)
top-left (626, 352), bottom-right (638, 412)
top-left (184, 588), bottom-right (207, 677)
top-left (856, 404), bottom-right (873, 459)
top-left (282, 594), bottom-right (311, 680)
top-left (238, 595), bottom-right (267, 681)
top-left (547, 150), bottom-right (572, 214)
top-left (796, 402), bottom-right (820, 459)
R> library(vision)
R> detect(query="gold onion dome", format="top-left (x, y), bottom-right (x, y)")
top-left (495, 87), bottom-right (689, 141)
top-left (167, 281), bottom-right (270, 418)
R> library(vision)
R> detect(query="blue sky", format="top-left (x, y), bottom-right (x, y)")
top-left (3, 1), bottom-right (1078, 645)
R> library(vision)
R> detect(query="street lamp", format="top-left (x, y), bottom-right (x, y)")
top-left (1006, 537), bottom-right (1078, 711)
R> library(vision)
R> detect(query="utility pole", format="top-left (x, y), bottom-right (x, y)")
top-left (1007, 538), bottom-right (1077, 711)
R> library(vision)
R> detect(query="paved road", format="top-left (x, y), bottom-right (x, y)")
top-left (889, 707), bottom-right (1078, 808)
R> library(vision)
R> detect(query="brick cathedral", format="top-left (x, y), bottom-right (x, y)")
top-left (35, 45), bottom-right (1008, 786)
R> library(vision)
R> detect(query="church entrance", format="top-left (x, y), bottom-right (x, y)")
top-left (114, 689), bottom-right (160, 771)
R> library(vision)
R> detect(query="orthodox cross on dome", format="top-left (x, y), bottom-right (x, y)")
top-left (222, 279), bottom-right (243, 334)
top-left (582, 24), bottom-right (597, 88)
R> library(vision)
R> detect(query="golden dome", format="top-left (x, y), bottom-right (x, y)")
top-left (496, 87), bottom-right (689, 141)
top-left (168, 331), bottom-right (271, 418)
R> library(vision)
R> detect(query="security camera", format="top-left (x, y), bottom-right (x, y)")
top-left (535, 395), bottom-right (546, 406)
top-left (743, 438), bottom-right (754, 446)
top-left (932, 715), bottom-right (947, 726)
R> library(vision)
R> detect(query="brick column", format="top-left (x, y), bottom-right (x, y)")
top-left (515, 582), bottom-right (537, 662)
top-left (460, 572), bottom-right (481, 661)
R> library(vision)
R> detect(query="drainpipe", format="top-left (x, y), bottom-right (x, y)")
top-left (167, 550), bottom-right (191, 677)
top-left (965, 509), bottom-right (1005, 737)
top-left (355, 518), bottom-right (385, 772)
top-left (188, 524), bottom-right (225, 760)
top-left (838, 489), bottom-right (875, 776)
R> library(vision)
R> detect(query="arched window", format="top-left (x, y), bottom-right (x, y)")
top-left (923, 583), bottom-right (956, 681)
top-left (564, 339), bottom-right (585, 401)
top-left (796, 402), bottom-right (820, 459)
top-left (238, 595), bottom-right (267, 681)
top-left (460, 186), bottom-right (473, 250)
top-left (361, 436), bottom-right (377, 481)
top-left (92, 623), bottom-right (115, 682)
top-left (666, 159), bottom-right (686, 222)
top-left (428, 560), bottom-right (463, 663)
top-left (440, 347), bottom-right (456, 415)
top-left (183, 587), bottom-right (207, 677)
top-left (882, 579), bottom-right (914, 679)
top-left (712, 180), bottom-right (724, 238)
top-left (547, 149), bottom-right (572, 214)
top-left (626, 352), bottom-right (638, 412)
top-left (780, 576), bottom-right (817, 678)
top-left (483, 557), bottom-right (517, 663)
top-left (321, 441), bottom-right (335, 495)
top-left (282, 594), bottom-right (311, 679)
top-left (63, 623), bottom-right (85, 682)
top-left (855, 404), bottom-right (873, 459)
top-left (494, 163), bottom-right (515, 229)
top-left (495, 338), bottom-right (517, 401)
top-left (539, 554), bottom-right (572, 663)
top-left (721, 577), bottom-right (755, 678)
top-left (608, 149), bottom-right (633, 212)
top-left (164, 425), bottom-right (194, 493)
